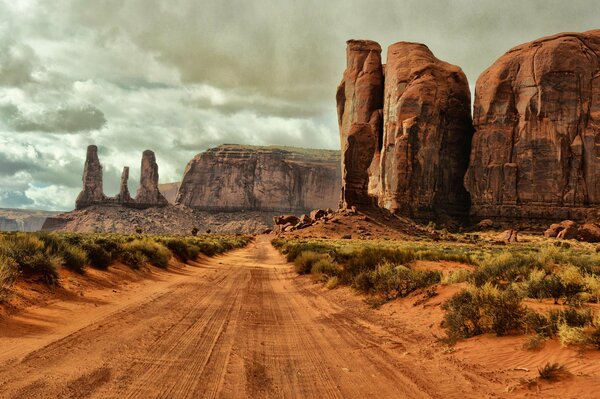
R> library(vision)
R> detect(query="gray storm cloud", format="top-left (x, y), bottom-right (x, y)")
top-left (0, 0), bottom-right (598, 210)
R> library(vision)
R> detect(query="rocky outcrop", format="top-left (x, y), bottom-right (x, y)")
top-left (378, 42), bottom-right (472, 218)
top-left (176, 145), bottom-right (341, 213)
top-left (544, 219), bottom-right (600, 242)
top-left (75, 146), bottom-right (167, 209)
top-left (336, 40), bottom-right (472, 219)
top-left (135, 150), bottom-right (168, 208)
top-left (75, 145), bottom-right (106, 209)
top-left (465, 30), bottom-right (600, 221)
top-left (115, 167), bottom-right (132, 204)
top-left (336, 40), bottom-right (384, 207)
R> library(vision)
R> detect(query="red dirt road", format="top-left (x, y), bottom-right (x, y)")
top-left (0, 237), bottom-right (506, 398)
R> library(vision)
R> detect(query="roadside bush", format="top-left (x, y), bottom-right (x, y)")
top-left (311, 257), bottom-right (341, 279)
top-left (443, 284), bottom-right (526, 339)
top-left (123, 239), bottom-right (170, 269)
top-left (60, 245), bottom-right (87, 274)
top-left (294, 251), bottom-right (328, 275)
top-left (0, 234), bottom-right (59, 285)
top-left (121, 249), bottom-right (147, 270)
top-left (354, 262), bottom-right (441, 300)
top-left (164, 239), bottom-right (196, 262)
top-left (82, 243), bottom-right (112, 270)
top-left (0, 255), bottom-right (19, 301)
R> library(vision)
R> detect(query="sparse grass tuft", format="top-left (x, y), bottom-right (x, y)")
top-left (538, 362), bottom-right (566, 380)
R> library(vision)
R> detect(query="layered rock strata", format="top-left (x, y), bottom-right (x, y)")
top-left (175, 145), bottom-right (341, 213)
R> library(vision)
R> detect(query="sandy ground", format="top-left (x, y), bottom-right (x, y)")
top-left (1, 236), bottom-right (599, 398)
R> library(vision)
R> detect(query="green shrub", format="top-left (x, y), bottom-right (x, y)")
top-left (0, 255), bottom-right (19, 301)
top-left (548, 307), bottom-right (592, 333)
top-left (122, 239), bottom-right (170, 269)
top-left (0, 234), bottom-right (59, 285)
top-left (441, 269), bottom-right (472, 285)
top-left (311, 257), bottom-right (341, 278)
top-left (121, 249), bottom-right (147, 270)
top-left (522, 311), bottom-right (552, 336)
top-left (164, 239), bottom-right (200, 262)
top-left (353, 262), bottom-right (441, 300)
top-left (443, 284), bottom-right (526, 339)
top-left (557, 323), bottom-right (588, 347)
top-left (82, 243), bottom-right (112, 270)
top-left (294, 251), bottom-right (328, 275)
top-left (472, 252), bottom-right (539, 287)
top-left (60, 245), bottom-right (87, 274)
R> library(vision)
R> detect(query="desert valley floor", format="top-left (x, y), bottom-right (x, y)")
top-left (1, 236), bottom-right (598, 398)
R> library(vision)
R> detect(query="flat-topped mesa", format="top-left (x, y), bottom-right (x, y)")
top-left (378, 42), bottom-right (473, 218)
top-left (115, 166), bottom-right (133, 204)
top-left (465, 29), bottom-right (600, 222)
top-left (175, 144), bottom-right (341, 213)
top-left (75, 145), bottom-right (106, 209)
top-left (135, 150), bottom-right (168, 208)
top-left (336, 39), bottom-right (384, 208)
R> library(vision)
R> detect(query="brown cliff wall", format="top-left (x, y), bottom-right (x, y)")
top-left (465, 30), bottom-right (600, 221)
top-left (175, 145), bottom-right (341, 213)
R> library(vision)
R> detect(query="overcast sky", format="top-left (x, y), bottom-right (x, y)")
top-left (0, 0), bottom-right (598, 210)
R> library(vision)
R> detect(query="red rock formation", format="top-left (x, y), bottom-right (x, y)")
top-left (176, 145), bottom-right (340, 213)
top-left (115, 166), bottom-right (132, 204)
top-left (135, 150), bottom-right (168, 208)
top-left (75, 145), bottom-right (106, 209)
top-left (336, 40), bottom-right (384, 207)
top-left (378, 42), bottom-right (472, 218)
top-left (465, 30), bottom-right (600, 221)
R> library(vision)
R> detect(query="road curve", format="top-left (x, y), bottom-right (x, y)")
top-left (0, 236), bottom-right (492, 399)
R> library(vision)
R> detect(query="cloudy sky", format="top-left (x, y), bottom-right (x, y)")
top-left (0, 0), bottom-right (598, 210)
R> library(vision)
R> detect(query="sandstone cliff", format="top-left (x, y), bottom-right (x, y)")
top-left (465, 30), bottom-right (600, 221)
top-left (175, 144), bottom-right (341, 213)
top-left (336, 39), bottom-right (473, 219)
top-left (378, 42), bottom-right (472, 218)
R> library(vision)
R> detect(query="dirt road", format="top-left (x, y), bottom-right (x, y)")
top-left (0, 237), bottom-right (499, 398)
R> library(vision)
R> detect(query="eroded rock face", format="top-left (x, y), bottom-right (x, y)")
top-left (465, 30), bottom-right (600, 221)
top-left (115, 166), bottom-right (132, 204)
top-left (135, 150), bottom-right (168, 207)
top-left (75, 145), bottom-right (106, 209)
top-left (336, 40), bottom-right (384, 207)
top-left (176, 145), bottom-right (341, 213)
top-left (378, 42), bottom-right (473, 218)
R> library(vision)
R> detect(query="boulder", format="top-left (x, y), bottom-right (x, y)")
top-left (557, 226), bottom-right (579, 240)
top-left (273, 215), bottom-right (300, 226)
top-left (299, 214), bottom-right (312, 224)
top-left (336, 40), bottom-right (384, 207)
top-left (465, 30), bottom-right (600, 221)
top-left (477, 219), bottom-right (494, 230)
top-left (502, 229), bottom-right (518, 243)
top-left (544, 223), bottom-right (563, 238)
top-left (578, 223), bottom-right (600, 243)
top-left (378, 42), bottom-right (473, 218)
top-left (310, 209), bottom-right (326, 221)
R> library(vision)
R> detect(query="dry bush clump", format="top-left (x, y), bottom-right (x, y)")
top-left (538, 362), bottom-right (566, 380)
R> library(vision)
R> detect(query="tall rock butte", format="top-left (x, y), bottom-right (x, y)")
top-left (465, 30), bottom-right (600, 221)
top-left (336, 40), bottom-right (384, 208)
top-left (175, 144), bottom-right (341, 213)
top-left (379, 42), bottom-right (472, 218)
top-left (336, 40), bottom-right (473, 218)
top-left (75, 145), bottom-right (106, 209)
top-left (135, 150), bottom-right (168, 207)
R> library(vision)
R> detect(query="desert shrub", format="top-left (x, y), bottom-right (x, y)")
top-left (354, 262), bottom-right (441, 300)
top-left (123, 239), bottom-right (170, 269)
top-left (523, 334), bottom-right (546, 351)
top-left (443, 284), bottom-right (526, 339)
top-left (472, 252), bottom-right (539, 287)
top-left (522, 311), bottom-right (552, 336)
top-left (60, 245), bottom-right (87, 274)
top-left (121, 249), bottom-right (147, 270)
top-left (82, 243), bottom-right (112, 270)
top-left (557, 323), bottom-right (588, 347)
top-left (164, 239), bottom-right (196, 262)
top-left (0, 234), bottom-right (59, 285)
top-left (548, 307), bottom-right (592, 333)
top-left (441, 269), bottom-right (472, 285)
top-left (0, 255), bottom-right (19, 301)
top-left (311, 257), bottom-right (341, 278)
top-left (294, 251), bottom-right (328, 275)
top-left (558, 265), bottom-right (586, 305)
top-left (538, 362), bottom-right (566, 380)
top-left (588, 328), bottom-right (600, 349)
top-left (283, 242), bottom-right (333, 262)
top-left (191, 227), bottom-right (199, 236)
top-left (93, 237), bottom-right (122, 256)
top-left (324, 276), bottom-right (340, 289)
top-left (584, 274), bottom-right (600, 303)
